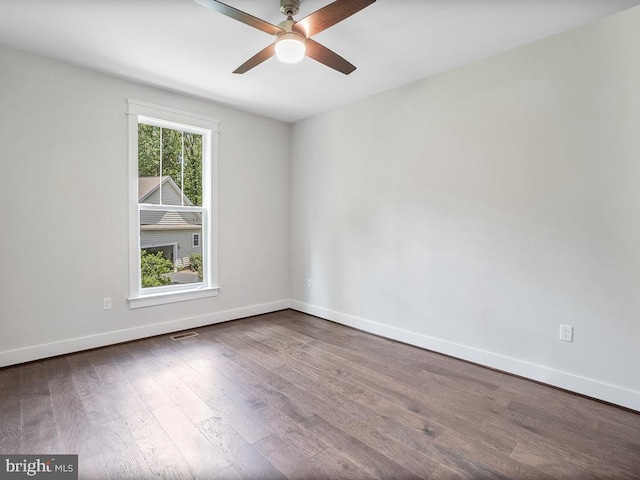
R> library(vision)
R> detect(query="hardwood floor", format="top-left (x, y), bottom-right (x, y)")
top-left (1, 309), bottom-right (639, 479)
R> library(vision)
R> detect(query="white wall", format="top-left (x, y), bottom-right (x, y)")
top-left (290, 7), bottom-right (640, 410)
top-left (0, 45), bottom-right (290, 365)
top-left (2, 7), bottom-right (639, 411)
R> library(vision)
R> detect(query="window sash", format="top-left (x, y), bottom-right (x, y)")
top-left (139, 204), bottom-right (205, 213)
top-left (137, 201), bottom-right (209, 294)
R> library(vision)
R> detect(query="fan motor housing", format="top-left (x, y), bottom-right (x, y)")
top-left (280, 0), bottom-right (300, 17)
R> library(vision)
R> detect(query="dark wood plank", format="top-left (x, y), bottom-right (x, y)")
top-left (151, 367), bottom-right (216, 424)
top-left (151, 404), bottom-right (229, 478)
top-left (210, 465), bottom-right (244, 480)
top-left (3, 310), bottom-right (639, 480)
top-left (0, 366), bottom-right (21, 454)
top-left (504, 399), bottom-right (640, 473)
top-left (302, 447), bottom-right (380, 479)
top-left (78, 452), bottom-right (109, 480)
top-left (206, 392), bottom-right (273, 444)
top-left (93, 417), bottom-right (154, 479)
top-left (209, 330), bottom-right (288, 371)
top-left (249, 434), bottom-right (299, 476)
top-left (508, 433), bottom-right (623, 479)
top-left (45, 357), bottom-right (100, 457)
top-left (122, 409), bottom-right (186, 475)
top-left (197, 415), bottom-right (286, 479)
top-left (151, 462), bottom-right (198, 479)
top-left (256, 406), bottom-right (326, 459)
top-left (134, 347), bottom-right (218, 424)
top-left (67, 353), bottom-right (126, 426)
top-left (301, 414), bottom-right (422, 479)
top-left (116, 355), bottom-right (174, 411)
top-left (256, 435), bottom-right (375, 480)
top-left (262, 321), bottom-right (317, 345)
top-left (20, 361), bottom-right (60, 453)
top-left (285, 341), bottom-right (515, 454)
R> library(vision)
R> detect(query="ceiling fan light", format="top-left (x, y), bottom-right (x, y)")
top-left (275, 32), bottom-right (306, 64)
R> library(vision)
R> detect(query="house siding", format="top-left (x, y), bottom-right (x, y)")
top-left (139, 176), bottom-right (202, 268)
top-left (140, 210), bottom-right (201, 226)
top-left (144, 181), bottom-right (185, 206)
top-left (141, 229), bottom-right (201, 268)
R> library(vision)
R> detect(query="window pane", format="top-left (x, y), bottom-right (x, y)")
top-left (140, 210), bottom-right (203, 288)
top-left (161, 128), bottom-right (183, 205)
top-left (138, 124), bottom-right (161, 204)
top-left (138, 124), bottom-right (203, 207)
top-left (183, 132), bottom-right (203, 207)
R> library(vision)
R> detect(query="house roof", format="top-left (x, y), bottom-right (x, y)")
top-left (138, 176), bottom-right (201, 228)
top-left (138, 176), bottom-right (167, 202)
top-left (138, 176), bottom-right (194, 206)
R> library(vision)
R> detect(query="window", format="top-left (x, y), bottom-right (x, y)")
top-left (127, 100), bottom-right (219, 308)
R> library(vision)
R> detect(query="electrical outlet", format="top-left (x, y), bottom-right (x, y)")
top-left (306, 278), bottom-right (312, 288)
top-left (103, 297), bottom-right (112, 310)
top-left (560, 325), bottom-right (573, 342)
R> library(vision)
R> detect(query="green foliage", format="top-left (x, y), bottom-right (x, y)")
top-left (138, 124), bottom-right (203, 205)
top-left (189, 253), bottom-right (203, 281)
top-left (141, 249), bottom-right (174, 288)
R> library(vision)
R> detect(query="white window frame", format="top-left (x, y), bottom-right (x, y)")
top-left (127, 99), bottom-right (219, 308)
top-left (192, 232), bottom-right (200, 248)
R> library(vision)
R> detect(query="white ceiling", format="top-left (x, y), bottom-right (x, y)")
top-left (1, 1), bottom-right (638, 123)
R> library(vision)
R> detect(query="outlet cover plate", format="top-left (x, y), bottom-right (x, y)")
top-left (560, 324), bottom-right (573, 342)
top-left (103, 297), bottom-right (113, 310)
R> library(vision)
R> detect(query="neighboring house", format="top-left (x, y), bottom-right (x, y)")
top-left (138, 176), bottom-right (202, 269)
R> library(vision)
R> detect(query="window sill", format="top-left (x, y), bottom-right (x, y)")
top-left (128, 286), bottom-right (220, 309)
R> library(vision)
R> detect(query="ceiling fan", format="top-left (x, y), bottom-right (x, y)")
top-left (193, 0), bottom-right (376, 74)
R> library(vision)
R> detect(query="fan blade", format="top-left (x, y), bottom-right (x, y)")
top-left (194, 0), bottom-right (284, 36)
top-left (233, 44), bottom-right (276, 74)
top-left (293, 0), bottom-right (375, 38)
top-left (305, 39), bottom-right (355, 75)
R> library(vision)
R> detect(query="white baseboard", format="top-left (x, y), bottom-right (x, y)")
top-left (290, 300), bottom-right (640, 412)
top-left (0, 300), bottom-right (290, 368)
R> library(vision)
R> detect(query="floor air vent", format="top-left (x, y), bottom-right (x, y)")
top-left (170, 332), bottom-right (199, 341)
